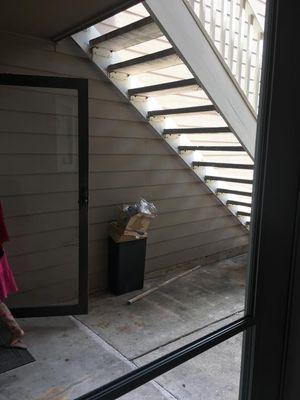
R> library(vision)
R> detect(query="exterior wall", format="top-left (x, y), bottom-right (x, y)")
top-left (0, 31), bottom-right (248, 306)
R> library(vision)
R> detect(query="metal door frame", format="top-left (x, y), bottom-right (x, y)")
top-left (0, 74), bottom-right (89, 318)
top-left (2, 0), bottom-right (295, 397)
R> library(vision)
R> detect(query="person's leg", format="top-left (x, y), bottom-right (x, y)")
top-left (0, 302), bottom-right (26, 348)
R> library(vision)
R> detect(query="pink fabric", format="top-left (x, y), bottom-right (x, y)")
top-left (0, 201), bottom-right (9, 245)
top-left (0, 251), bottom-right (18, 302)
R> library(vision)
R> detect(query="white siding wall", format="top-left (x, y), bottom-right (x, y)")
top-left (0, 31), bottom-right (248, 305)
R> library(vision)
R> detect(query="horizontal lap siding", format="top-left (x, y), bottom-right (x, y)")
top-left (0, 32), bottom-right (248, 306)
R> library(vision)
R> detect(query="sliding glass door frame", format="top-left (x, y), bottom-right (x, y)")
top-left (72, 0), bottom-right (299, 398)
top-left (1, 0), bottom-right (293, 396)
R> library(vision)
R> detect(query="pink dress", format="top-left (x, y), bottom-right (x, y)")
top-left (0, 251), bottom-right (18, 302)
top-left (0, 201), bottom-right (18, 302)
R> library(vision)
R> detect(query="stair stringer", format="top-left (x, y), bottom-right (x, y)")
top-left (72, 29), bottom-right (250, 232)
top-left (144, 0), bottom-right (257, 158)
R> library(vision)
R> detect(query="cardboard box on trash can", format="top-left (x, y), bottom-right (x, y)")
top-left (117, 211), bottom-right (154, 235)
top-left (108, 222), bottom-right (147, 243)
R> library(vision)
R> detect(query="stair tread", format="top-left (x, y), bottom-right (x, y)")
top-left (217, 188), bottom-right (252, 196)
top-left (178, 145), bottom-right (244, 152)
top-left (90, 17), bottom-right (162, 51)
top-left (227, 200), bottom-right (252, 207)
top-left (205, 176), bottom-right (253, 184)
top-left (164, 127), bottom-right (231, 134)
top-left (237, 211), bottom-right (251, 216)
top-left (193, 161), bottom-right (254, 169)
top-left (128, 78), bottom-right (199, 97)
top-left (148, 105), bottom-right (215, 118)
top-left (107, 48), bottom-right (181, 75)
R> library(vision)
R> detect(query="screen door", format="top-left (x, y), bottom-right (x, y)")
top-left (0, 74), bottom-right (88, 317)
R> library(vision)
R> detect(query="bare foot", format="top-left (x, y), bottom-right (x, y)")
top-left (10, 329), bottom-right (27, 349)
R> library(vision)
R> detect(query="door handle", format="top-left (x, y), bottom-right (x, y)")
top-left (78, 188), bottom-right (89, 208)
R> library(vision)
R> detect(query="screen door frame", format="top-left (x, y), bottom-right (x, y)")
top-left (0, 73), bottom-right (89, 318)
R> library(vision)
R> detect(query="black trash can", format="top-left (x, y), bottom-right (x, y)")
top-left (108, 236), bottom-right (147, 295)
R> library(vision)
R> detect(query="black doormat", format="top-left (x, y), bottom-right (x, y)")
top-left (0, 324), bottom-right (35, 374)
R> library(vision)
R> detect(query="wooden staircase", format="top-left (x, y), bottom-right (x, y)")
top-left (73, 2), bottom-right (257, 228)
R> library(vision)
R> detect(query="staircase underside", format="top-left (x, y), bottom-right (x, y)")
top-left (73, 2), bottom-right (255, 229)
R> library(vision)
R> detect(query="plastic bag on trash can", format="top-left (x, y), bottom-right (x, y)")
top-left (115, 198), bottom-right (158, 236)
top-left (122, 198), bottom-right (158, 218)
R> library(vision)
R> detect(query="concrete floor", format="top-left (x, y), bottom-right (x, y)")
top-left (0, 254), bottom-right (247, 400)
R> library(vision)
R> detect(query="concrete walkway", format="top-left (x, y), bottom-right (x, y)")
top-left (0, 254), bottom-right (247, 400)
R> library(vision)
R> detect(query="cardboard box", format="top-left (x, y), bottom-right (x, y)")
top-left (117, 211), bottom-right (154, 235)
top-left (108, 222), bottom-right (147, 243)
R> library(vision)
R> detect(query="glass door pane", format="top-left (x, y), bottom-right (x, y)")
top-left (119, 333), bottom-right (243, 400)
top-left (0, 76), bottom-right (88, 315)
